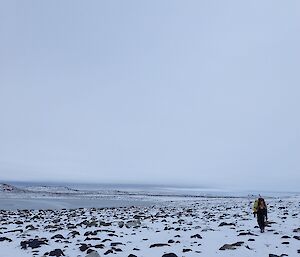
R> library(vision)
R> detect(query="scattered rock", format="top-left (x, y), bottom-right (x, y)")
top-left (20, 238), bottom-right (48, 249)
top-left (0, 237), bottom-right (12, 242)
top-left (219, 222), bottom-right (235, 227)
top-left (86, 250), bottom-right (101, 257)
top-left (219, 242), bottom-right (244, 250)
top-left (162, 254), bottom-right (178, 257)
top-left (150, 243), bottom-right (170, 248)
top-left (191, 234), bottom-right (202, 239)
top-left (49, 249), bottom-right (65, 257)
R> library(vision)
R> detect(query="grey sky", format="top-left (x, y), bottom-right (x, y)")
top-left (1, 1), bottom-right (300, 191)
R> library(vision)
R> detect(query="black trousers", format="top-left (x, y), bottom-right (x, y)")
top-left (257, 213), bottom-right (265, 230)
top-left (257, 208), bottom-right (267, 231)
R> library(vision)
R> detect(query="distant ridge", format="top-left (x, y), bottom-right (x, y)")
top-left (0, 183), bottom-right (25, 193)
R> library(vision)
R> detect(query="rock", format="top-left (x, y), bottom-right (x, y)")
top-left (86, 251), bottom-right (101, 257)
top-left (49, 249), bottom-right (65, 256)
top-left (232, 242), bottom-right (244, 246)
top-left (84, 237), bottom-right (101, 241)
top-left (104, 249), bottom-right (113, 255)
top-left (79, 243), bottom-right (90, 252)
top-left (94, 244), bottom-right (105, 249)
top-left (128, 254), bottom-right (137, 257)
top-left (238, 231), bottom-right (258, 236)
top-left (51, 234), bottom-right (65, 240)
top-left (118, 221), bottom-right (124, 228)
top-left (112, 247), bottom-right (122, 252)
top-left (25, 225), bottom-right (36, 230)
top-left (125, 220), bottom-right (141, 228)
top-left (0, 237), bottom-right (12, 242)
top-left (183, 248), bottom-right (192, 252)
top-left (111, 242), bottom-right (124, 247)
top-left (150, 243), bottom-right (170, 248)
top-left (84, 231), bottom-right (98, 236)
top-left (68, 230), bottom-right (80, 238)
top-left (162, 254), bottom-right (178, 257)
top-left (100, 221), bottom-right (111, 227)
top-left (219, 242), bottom-right (244, 250)
top-left (219, 244), bottom-right (236, 250)
top-left (219, 222), bottom-right (235, 227)
top-left (20, 238), bottom-right (48, 249)
top-left (293, 236), bottom-right (300, 240)
top-left (190, 234), bottom-right (202, 239)
top-left (293, 227), bottom-right (300, 233)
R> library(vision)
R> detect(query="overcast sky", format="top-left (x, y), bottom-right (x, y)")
top-left (0, 1), bottom-right (300, 191)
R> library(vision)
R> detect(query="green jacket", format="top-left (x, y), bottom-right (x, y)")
top-left (253, 199), bottom-right (258, 213)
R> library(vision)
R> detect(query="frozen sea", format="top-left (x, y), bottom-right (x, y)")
top-left (0, 181), bottom-right (299, 210)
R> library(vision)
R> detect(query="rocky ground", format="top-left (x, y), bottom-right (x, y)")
top-left (0, 196), bottom-right (299, 257)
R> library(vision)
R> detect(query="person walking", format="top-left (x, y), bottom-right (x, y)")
top-left (253, 197), bottom-right (268, 233)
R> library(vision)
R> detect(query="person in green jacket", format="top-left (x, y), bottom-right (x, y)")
top-left (253, 197), bottom-right (268, 233)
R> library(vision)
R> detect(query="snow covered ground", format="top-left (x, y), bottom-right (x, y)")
top-left (0, 183), bottom-right (299, 257)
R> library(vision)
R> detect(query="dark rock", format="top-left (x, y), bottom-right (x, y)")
top-left (118, 221), bottom-right (124, 228)
top-left (219, 244), bottom-right (236, 250)
top-left (293, 228), bottom-right (300, 233)
top-left (150, 243), bottom-right (170, 248)
top-left (100, 221), bottom-right (111, 227)
top-left (104, 249), bottom-right (113, 255)
top-left (85, 237), bottom-right (101, 241)
top-left (49, 249), bottom-right (65, 257)
top-left (20, 238), bottom-right (48, 249)
top-left (0, 237), bottom-right (12, 242)
top-left (232, 241), bottom-right (244, 246)
top-left (162, 253), bottom-right (178, 257)
top-left (94, 244), bottom-right (105, 249)
top-left (25, 225), bottom-right (36, 230)
top-left (84, 231), bottom-right (98, 237)
top-left (51, 234), bottom-right (65, 240)
top-left (79, 243), bottom-right (89, 252)
top-left (7, 229), bottom-right (23, 233)
top-left (68, 231), bottom-right (80, 238)
top-left (112, 247), bottom-right (122, 252)
top-left (191, 234), bottom-right (202, 239)
top-left (219, 222), bottom-right (235, 227)
top-left (107, 233), bottom-right (118, 237)
top-left (86, 251), bottom-right (101, 257)
top-left (219, 241), bottom-right (244, 250)
top-left (238, 232), bottom-right (258, 236)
